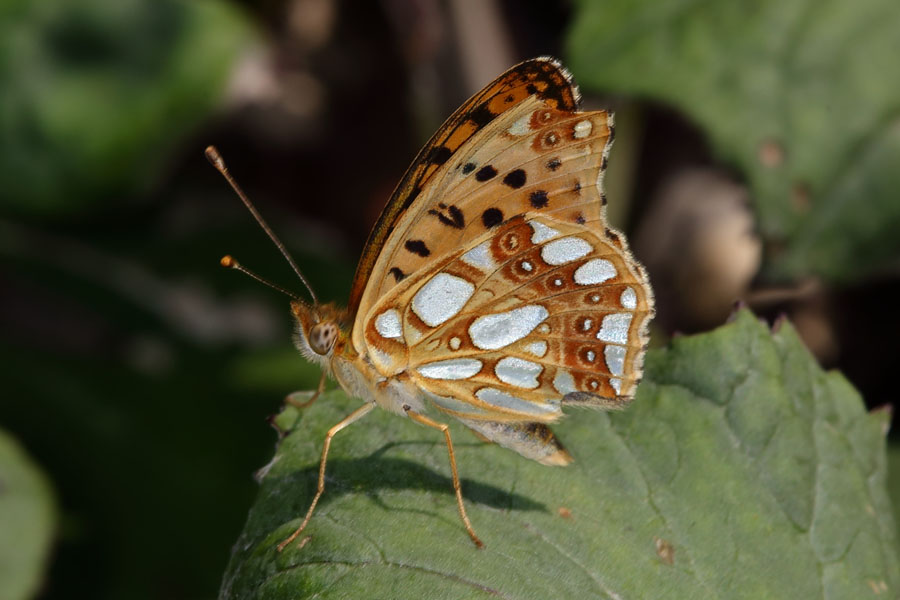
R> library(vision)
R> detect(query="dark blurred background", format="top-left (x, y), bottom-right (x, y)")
top-left (1, 0), bottom-right (898, 598)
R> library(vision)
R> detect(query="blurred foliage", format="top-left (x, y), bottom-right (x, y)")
top-left (0, 429), bottom-right (56, 600)
top-left (567, 0), bottom-right (900, 282)
top-left (0, 212), bottom-right (353, 598)
top-left (221, 311), bottom-right (897, 599)
top-left (0, 0), bottom-right (252, 218)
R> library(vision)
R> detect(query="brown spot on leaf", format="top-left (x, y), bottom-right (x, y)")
top-left (759, 139), bottom-right (784, 167)
top-left (655, 537), bottom-right (675, 566)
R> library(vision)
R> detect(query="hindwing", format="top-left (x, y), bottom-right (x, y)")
top-left (361, 217), bottom-right (652, 422)
top-left (351, 57), bottom-right (653, 422)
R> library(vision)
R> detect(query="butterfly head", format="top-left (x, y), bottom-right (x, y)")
top-left (291, 300), bottom-right (349, 365)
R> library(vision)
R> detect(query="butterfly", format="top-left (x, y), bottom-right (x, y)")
top-left (208, 57), bottom-right (654, 550)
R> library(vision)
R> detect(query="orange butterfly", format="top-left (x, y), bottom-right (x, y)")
top-left (209, 57), bottom-right (654, 550)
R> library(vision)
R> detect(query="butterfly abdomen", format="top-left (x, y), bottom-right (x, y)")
top-left (457, 418), bottom-right (573, 466)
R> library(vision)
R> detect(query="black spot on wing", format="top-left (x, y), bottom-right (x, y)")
top-left (573, 181), bottom-right (581, 194)
top-left (601, 156), bottom-right (608, 170)
top-left (482, 208), bottom-right (503, 228)
top-left (428, 204), bottom-right (465, 229)
top-left (546, 157), bottom-right (562, 171)
top-left (462, 162), bottom-right (476, 174)
top-left (475, 165), bottom-right (497, 181)
top-left (404, 240), bottom-right (431, 257)
top-left (427, 146), bottom-right (452, 165)
top-left (389, 267), bottom-right (406, 282)
top-left (468, 102), bottom-right (496, 128)
top-left (401, 186), bottom-right (421, 211)
top-left (503, 169), bottom-right (527, 189)
top-left (529, 190), bottom-right (549, 208)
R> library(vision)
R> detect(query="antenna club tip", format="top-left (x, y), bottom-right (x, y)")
top-left (205, 146), bottom-right (226, 171)
top-left (220, 255), bottom-right (237, 268)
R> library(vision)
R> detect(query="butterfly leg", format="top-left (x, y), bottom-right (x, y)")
top-left (276, 402), bottom-right (375, 552)
top-left (285, 370), bottom-right (327, 409)
top-left (403, 406), bottom-right (484, 549)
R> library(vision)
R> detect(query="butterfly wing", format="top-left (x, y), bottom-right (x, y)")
top-left (361, 214), bottom-right (653, 423)
top-left (350, 58), bottom-right (653, 421)
top-left (348, 58), bottom-right (580, 320)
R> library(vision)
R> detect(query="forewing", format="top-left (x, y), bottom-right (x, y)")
top-left (352, 98), bottom-right (618, 359)
top-left (362, 216), bottom-right (653, 423)
top-left (348, 57), bottom-right (581, 320)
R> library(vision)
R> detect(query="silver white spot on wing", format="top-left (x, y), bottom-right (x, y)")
top-left (468, 305), bottom-right (549, 350)
top-left (573, 119), bottom-right (592, 139)
top-left (586, 350), bottom-right (596, 362)
top-left (460, 241), bottom-right (496, 272)
top-left (475, 387), bottom-right (558, 416)
top-left (605, 345), bottom-right (626, 376)
top-left (541, 237), bottom-right (592, 265)
top-left (621, 287), bottom-right (637, 309)
top-left (552, 370), bottom-right (576, 395)
top-left (574, 259), bottom-right (616, 285)
top-left (525, 340), bottom-right (548, 357)
top-left (374, 309), bottom-right (403, 339)
top-left (449, 336), bottom-right (461, 350)
top-left (508, 114), bottom-right (532, 136)
top-left (416, 358), bottom-right (483, 380)
top-left (582, 318), bottom-right (593, 331)
top-left (411, 273), bottom-right (474, 327)
top-left (596, 313), bottom-right (633, 344)
top-left (610, 377), bottom-right (623, 395)
top-left (529, 220), bottom-right (560, 244)
top-left (494, 357), bottom-right (542, 389)
top-left (521, 261), bottom-right (533, 272)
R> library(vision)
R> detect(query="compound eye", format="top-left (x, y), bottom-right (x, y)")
top-left (309, 322), bottom-right (338, 355)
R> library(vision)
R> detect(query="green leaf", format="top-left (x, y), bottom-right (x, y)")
top-left (221, 310), bottom-right (899, 598)
top-left (0, 0), bottom-right (253, 217)
top-left (566, 1), bottom-right (900, 281)
top-left (887, 443), bottom-right (900, 541)
top-left (0, 429), bottom-right (56, 600)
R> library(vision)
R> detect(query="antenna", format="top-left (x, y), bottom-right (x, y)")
top-left (220, 255), bottom-right (298, 300)
top-left (205, 145), bottom-right (319, 305)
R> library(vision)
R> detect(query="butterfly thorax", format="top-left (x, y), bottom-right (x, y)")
top-left (291, 300), bottom-right (428, 417)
